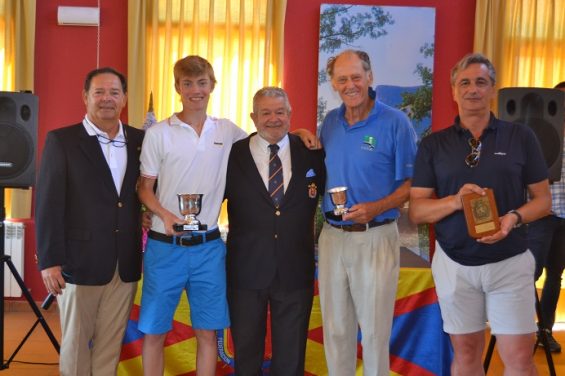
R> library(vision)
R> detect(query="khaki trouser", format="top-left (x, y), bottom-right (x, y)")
top-left (57, 268), bottom-right (137, 376)
top-left (318, 222), bottom-right (400, 376)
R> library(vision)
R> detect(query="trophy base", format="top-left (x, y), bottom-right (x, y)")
top-left (173, 223), bottom-right (208, 232)
top-left (333, 208), bottom-right (348, 216)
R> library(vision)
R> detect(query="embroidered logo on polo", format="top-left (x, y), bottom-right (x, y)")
top-left (362, 135), bottom-right (376, 151)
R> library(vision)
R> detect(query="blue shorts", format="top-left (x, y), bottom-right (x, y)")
top-left (138, 237), bottom-right (230, 334)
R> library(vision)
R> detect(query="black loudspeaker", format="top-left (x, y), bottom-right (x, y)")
top-left (0, 91), bottom-right (38, 188)
top-left (498, 88), bottom-right (565, 182)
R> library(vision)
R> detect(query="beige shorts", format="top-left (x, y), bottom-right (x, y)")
top-left (432, 242), bottom-right (537, 335)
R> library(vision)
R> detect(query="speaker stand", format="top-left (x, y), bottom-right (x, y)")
top-left (0, 187), bottom-right (59, 370)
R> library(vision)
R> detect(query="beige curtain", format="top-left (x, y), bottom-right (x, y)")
top-left (128, 0), bottom-right (286, 134)
top-left (0, 0), bottom-right (36, 219)
top-left (475, 0), bottom-right (565, 92)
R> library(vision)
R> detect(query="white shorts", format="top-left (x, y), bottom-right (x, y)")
top-left (432, 242), bottom-right (537, 335)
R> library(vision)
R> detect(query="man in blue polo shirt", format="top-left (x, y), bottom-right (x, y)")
top-left (409, 53), bottom-right (551, 375)
top-left (317, 49), bottom-right (418, 375)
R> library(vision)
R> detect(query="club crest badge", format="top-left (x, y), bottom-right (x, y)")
top-left (308, 182), bottom-right (317, 199)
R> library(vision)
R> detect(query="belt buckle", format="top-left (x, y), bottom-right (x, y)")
top-left (178, 232), bottom-right (206, 247)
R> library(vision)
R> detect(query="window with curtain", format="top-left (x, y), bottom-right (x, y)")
top-left (128, 0), bottom-right (285, 133)
top-left (0, 1), bottom-right (14, 90)
top-left (0, 0), bottom-right (35, 219)
top-left (475, 0), bottom-right (565, 89)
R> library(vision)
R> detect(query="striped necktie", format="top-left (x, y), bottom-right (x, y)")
top-left (268, 144), bottom-right (284, 207)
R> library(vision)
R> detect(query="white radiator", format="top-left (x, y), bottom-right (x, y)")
top-left (3, 221), bottom-right (25, 297)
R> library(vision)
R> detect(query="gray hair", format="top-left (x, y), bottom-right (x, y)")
top-left (450, 53), bottom-right (496, 86)
top-left (326, 49), bottom-right (372, 78)
top-left (252, 87), bottom-right (292, 114)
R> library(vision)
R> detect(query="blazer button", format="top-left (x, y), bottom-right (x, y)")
top-left (115, 229), bottom-right (120, 233)
top-left (117, 202), bottom-right (123, 208)
top-left (275, 210), bottom-right (281, 216)
top-left (274, 234), bottom-right (278, 239)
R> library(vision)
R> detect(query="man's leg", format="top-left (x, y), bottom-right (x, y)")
top-left (449, 332), bottom-right (486, 376)
top-left (486, 251), bottom-right (538, 376)
top-left (540, 217), bottom-right (565, 352)
top-left (195, 329), bottom-right (218, 376)
top-left (526, 216), bottom-right (554, 281)
top-left (91, 268), bottom-right (137, 376)
top-left (142, 333), bottom-right (167, 375)
top-left (497, 334), bottom-right (538, 376)
top-left (318, 224), bottom-right (359, 376)
top-left (349, 223), bottom-right (399, 375)
top-left (57, 283), bottom-right (100, 376)
top-left (228, 287), bottom-right (269, 375)
top-left (269, 286), bottom-right (314, 376)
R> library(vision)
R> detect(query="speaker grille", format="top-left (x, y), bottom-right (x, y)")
top-left (0, 92), bottom-right (38, 188)
top-left (0, 121), bottom-right (33, 179)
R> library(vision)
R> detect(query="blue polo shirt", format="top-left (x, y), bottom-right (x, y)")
top-left (412, 114), bottom-right (548, 265)
top-left (320, 100), bottom-right (417, 224)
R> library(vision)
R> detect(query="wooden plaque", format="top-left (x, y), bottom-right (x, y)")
top-left (461, 188), bottom-right (500, 238)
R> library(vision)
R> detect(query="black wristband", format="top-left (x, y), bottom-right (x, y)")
top-left (508, 209), bottom-right (523, 228)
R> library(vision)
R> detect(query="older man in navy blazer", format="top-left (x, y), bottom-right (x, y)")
top-left (36, 67), bottom-right (144, 376)
top-left (225, 87), bottom-right (325, 375)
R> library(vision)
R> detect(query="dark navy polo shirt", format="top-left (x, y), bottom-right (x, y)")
top-left (412, 114), bottom-right (548, 265)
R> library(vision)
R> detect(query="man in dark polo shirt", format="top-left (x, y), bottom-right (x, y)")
top-left (409, 53), bottom-right (551, 374)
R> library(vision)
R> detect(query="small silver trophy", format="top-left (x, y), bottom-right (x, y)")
top-left (173, 193), bottom-right (208, 232)
top-left (328, 186), bottom-right (349, 216)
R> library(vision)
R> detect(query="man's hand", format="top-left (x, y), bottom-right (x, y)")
top-left (476, 212), bottom-right (518, 244)
top-left (41, 266), bottom-right (66, 295)
top-left (343, 201), bottom-right (383, 224)
top-left (161, 210), bottom-right (186, 236)
top-left (292, 128), bottom-right (321, 150)
top-left (141, 210), bottom-right (153, 230)
top-left (452, 183), bottom-right (486, 211)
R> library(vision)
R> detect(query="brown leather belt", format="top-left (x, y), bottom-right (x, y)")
top-left (148, 228), bottom-right (221, 246)
top-left (327, 219), bottom-right (394, 232)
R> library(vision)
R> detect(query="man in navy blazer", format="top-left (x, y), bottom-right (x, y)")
top-left (35, 67), bottom-right (144, 375)
top-left (225, 87), bottom-right (326, 375)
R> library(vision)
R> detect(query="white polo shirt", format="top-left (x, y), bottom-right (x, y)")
top-left (140, 113), bottom-right (247, 234)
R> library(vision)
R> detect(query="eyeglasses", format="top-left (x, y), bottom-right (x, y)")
top-left (95, 133), bottom-right (127, 148)
top-left (465, 138), bottom-right (481, 168)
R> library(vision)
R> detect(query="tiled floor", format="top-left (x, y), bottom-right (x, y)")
top-left (2, 301), bottom-right (565, 375)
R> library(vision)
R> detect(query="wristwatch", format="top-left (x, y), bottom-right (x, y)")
top-left (507, 210), bottom-right (523, 228)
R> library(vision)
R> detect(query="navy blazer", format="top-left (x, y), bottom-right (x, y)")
top-left (35, 123), bottom-right (144, 285)
top-left (225, 133), bottom-right (326, 291)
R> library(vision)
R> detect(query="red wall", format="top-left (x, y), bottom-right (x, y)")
top-left (21, 0), bottom-right (127, 301)
top-left (284, 0), bottom-right (477, 132)
top-left (21, 0), bottom-right (475, 301)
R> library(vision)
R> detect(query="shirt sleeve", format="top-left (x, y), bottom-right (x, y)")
top-left (411, 135), bottom-right (437, 189)
top-left (394, 114), bottom-right (418, 181)
top-left (140, 125), bottom-right (163, 178)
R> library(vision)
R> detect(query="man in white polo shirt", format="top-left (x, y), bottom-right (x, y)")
top-left (137, 55), bottom-right (318, 375)
top-left (137, 55), bottom-right (246, 375)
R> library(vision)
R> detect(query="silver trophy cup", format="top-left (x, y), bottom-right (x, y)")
top-left (174, 193), bottom-right (207, 232)
top-left (328, 186), bottom-right (349, 216)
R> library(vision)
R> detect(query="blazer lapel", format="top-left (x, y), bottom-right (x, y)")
top-left (238, 137), bottom-right (273, 204)
top-left (120, 126), bottom-right (141, 198)
top-left (280, 135), bottom-right (302, 206)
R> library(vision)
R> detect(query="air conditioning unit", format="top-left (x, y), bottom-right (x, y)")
top-left (57, 6), bottom-right (100, 26)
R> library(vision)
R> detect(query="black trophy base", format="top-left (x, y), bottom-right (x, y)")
top-left (173, 223), bottom-right (208, 232)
